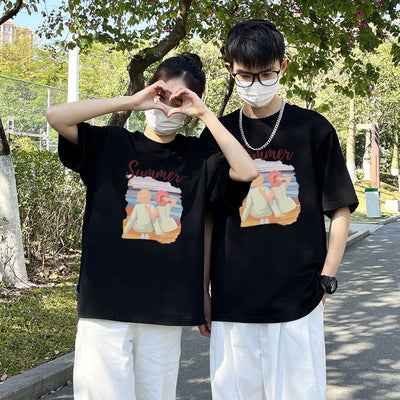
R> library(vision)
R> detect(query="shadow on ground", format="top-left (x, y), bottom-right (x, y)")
top-left (176, 327), bottom-right (211, 400)
top-left (325, 222), bottom-right (400, 400)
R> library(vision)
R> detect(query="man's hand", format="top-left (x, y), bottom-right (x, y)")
top-left (322, 290), bottom-right (328, 305)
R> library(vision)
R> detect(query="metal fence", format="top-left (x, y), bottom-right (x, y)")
top-left (0, 75), bottom-right (112, 152)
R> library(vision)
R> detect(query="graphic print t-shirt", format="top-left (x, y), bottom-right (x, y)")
top-left (201, 104), bottom-right (359, 323)
top-left (58, 123), bottom-right (234, 326)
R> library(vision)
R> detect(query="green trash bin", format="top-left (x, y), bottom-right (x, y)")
top-left (365, 188), bottom-right (381, 218)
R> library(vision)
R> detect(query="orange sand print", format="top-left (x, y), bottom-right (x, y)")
top-left (240, 198), bottom-right (300, 227)
top-left (240, 160), bottom-right (301, 228)
top-left (122, 176), bottom-right (182, 244)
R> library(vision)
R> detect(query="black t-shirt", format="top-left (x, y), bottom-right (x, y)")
top-left (58, 122), bottom-right (239, 326)
top-left (201, 103), bottom-right (359, 323)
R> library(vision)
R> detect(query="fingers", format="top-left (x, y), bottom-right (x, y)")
top-left (167, 107), bottom-right (185, 117)
top-left (146, 81), bottom-right (172, 115)
top-left (170, 86), bottom-right (194, 100)
top-left (198, 324), bottom-right (211, 338)
top-left (149, 80), bottom-right (172, 98)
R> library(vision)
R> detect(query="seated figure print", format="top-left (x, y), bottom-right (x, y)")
top-left (148, 190), bottom-right (179, 235)
top-left (123, 189), bottom-right (155, 238)
top-left (241, 173), bottom-right (281, 224)
top-left (268, 171), bottom-right (297, 214)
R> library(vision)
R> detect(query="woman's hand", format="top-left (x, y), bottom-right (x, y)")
top-left (167, 86), bottom-right (209, 119)
top-left (131, 81), bottom-right (172, 114)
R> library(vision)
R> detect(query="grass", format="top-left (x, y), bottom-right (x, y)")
top-left (351, 180), bottom-right (400, 223)
top-left (0, 254), bottom-right (79, 378)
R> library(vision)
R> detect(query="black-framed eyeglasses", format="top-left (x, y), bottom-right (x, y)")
top-left (232, 69), bottom-right (281, 88)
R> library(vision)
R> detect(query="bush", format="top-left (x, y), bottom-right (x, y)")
top-left (380, 172), bottom-right (399, 187)
top-left (12, 148), bottom-right (85, 263)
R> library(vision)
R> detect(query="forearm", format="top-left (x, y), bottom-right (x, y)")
top-left (48, 97), bottom-right (133, 125)
top-left (322, 206), bottom-right (351, 277)
top-left (200, 110), bottom-right (259, 182)
top-left (46, 97), bottom-right (133, 143)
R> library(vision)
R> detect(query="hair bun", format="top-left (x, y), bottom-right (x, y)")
top-left (178, 52), bottom-right (203, 69)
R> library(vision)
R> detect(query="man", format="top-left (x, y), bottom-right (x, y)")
top-left (200, 19), bottom-right (358, 400)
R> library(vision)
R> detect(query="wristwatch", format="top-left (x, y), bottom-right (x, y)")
top-left (320, 275), bottom-right (338, 294)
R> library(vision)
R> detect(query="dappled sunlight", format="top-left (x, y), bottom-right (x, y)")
top-left (326, 221), bottom-right (400, 399)
top-left (176, 326), bottom-right (211, 400)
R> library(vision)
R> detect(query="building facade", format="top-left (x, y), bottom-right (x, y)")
top-left (0, 21), bottom-right (33, 45)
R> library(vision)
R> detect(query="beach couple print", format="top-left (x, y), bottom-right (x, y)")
top-left (122, 159), bottom-right (300, 244)
top-left (122, 175), bottom-right (182, 244)
top-left (240, 159), bottom-right (301, 227)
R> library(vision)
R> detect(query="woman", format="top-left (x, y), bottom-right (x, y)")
top-left (46, 53), bottom-right (258, 400)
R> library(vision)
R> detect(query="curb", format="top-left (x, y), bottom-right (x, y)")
top-left (0, 353), bottom-right (74, 400)
top-left (379, 213), bottom-right (400, 225)
top-left (346, 229), bottom-right (370, 247)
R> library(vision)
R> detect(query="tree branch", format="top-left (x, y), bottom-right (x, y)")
top-left (217, 75), bottom-right (235, 118)
top-left (0, 0), bottom-right (24, 25)
top-left (108, 0), bottom-right (193, 126)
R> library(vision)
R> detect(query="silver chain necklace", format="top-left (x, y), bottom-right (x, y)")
top-left (239, 100), bottom-right (286, 151)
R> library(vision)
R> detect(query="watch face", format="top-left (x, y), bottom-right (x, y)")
top-left (328, 278), bottom-right (338, 294)
top-left (321, 275), bottom-right (338, 294)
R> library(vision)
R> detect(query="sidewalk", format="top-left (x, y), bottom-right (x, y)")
top-left (326, 219), bottom-right (400, 399)
top-left (1, 217), bottom-right (399, 400)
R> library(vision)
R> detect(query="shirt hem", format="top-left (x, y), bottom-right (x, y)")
top-left (76, 310), bottom-right (205, 327)
top-left (211, 295), bottom-right (323, 324)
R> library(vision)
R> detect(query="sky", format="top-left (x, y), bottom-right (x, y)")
top-left (4, 1), bottom-right (63, 33)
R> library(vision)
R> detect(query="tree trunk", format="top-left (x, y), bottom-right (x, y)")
top-left (108, 0), bottom-right (192, 127)
top-left (0, 119), bottom-right (30, 288)
top-left (346, 97), bottom-right (357, 182)
top-left (217, 76), bottom-right (235, 118)
top-left (391, 132), bottom-right (399, 176)
top-left (363, 128), bottom-right (371, 181)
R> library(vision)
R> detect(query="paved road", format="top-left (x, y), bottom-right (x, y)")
top-left (325, 220), bottom-right (400, 400)
top-left (43, 221), bottom-right (400, 400)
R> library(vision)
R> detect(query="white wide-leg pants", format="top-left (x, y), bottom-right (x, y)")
top-left (210, 302), bottom-right (326, 400)
top-left (73, 318), bottom-right (182, 400)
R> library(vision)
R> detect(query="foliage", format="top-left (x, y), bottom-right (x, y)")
top-left (301, 40), bottom-right (400, 174)
top-left (0, 36), bottom-right (135, 140)
top-left (356, 42), bottom-right (400, 151)
top-left (381, 171), bottom-right (400, 187)
top-left (78, 43), bottom-right (132, 98)
top-left (11, 146), bottom-right (85, 264)
top-left (0, 37), bottom-right (68, 140)
top-left (38, 0), bottom-right (400, 105)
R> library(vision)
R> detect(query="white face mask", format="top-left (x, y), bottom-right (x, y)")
top-left (236, 78), bottom-right (280, 108)
top-left (145, 100), bottom-right (187, 136)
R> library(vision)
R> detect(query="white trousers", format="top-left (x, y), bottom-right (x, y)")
top-left (210, 302), bottom-right (326, 400)
top-left (73, 318), bottom-right (182, 400)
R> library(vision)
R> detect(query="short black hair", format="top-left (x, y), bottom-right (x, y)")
top-left (149, 52), bottom-right (206, 97)
top-left (225, 19), bottom-right (285, 69)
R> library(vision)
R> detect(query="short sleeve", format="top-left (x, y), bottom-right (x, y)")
top-left (317, 126), bottom-right (359, 217)
top-left (202, 129), bottom-right (251, 210)
top-left (58, 122), bottom-right (109, 184)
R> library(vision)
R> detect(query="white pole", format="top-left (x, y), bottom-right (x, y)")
top-left (46, 88), bottom-right (50, 150)
top-left (67, 34), bottom-right (79, 103)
